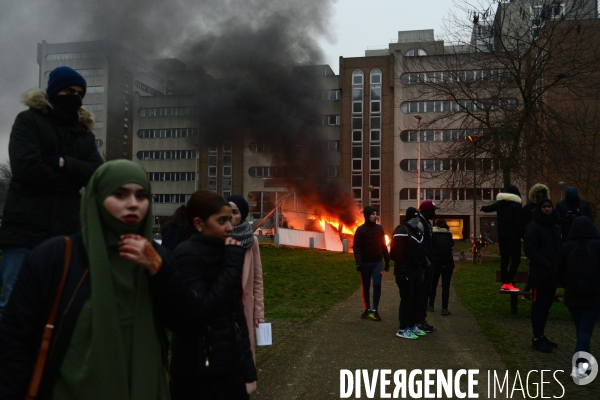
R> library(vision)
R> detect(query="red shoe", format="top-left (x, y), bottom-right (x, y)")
top-left (507, 283), bottom-right (520, 291)
top-left (500, 283), bottom-right (512, 291)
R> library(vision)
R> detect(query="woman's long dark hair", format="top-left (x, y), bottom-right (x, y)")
top-left (185, 190), bottom-right (229, 228)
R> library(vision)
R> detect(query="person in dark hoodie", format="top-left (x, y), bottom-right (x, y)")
top-left (353, 206), bottom-right (390, 321)
top-left (417, 200), bottom-right (438, 333)
top-left (559, 217), bottom-right (600, 379)
top-left (522, 183), bottom-right (550, 299)
top-left (524, 198), bottom-right (561, 353)
top-left (0, 66), bottom-right (103, 320)
top-left (481, 185), bottom-right (523, 291)
top-left (556, 186), bottom-right (594, 242)
top-left (523, 183), bottom-right (550, 227)
top-left (428, 219), bottom-right (455, 316)
top-left (391, 207), bottom-right (427, 339)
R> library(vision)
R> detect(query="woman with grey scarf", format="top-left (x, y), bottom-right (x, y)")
top-left (227, 195), bottom-right (265, 367)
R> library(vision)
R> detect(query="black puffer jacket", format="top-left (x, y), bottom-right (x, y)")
top-left (556, 197), bottom-right (595, 242)
top-left (353, 222), bottom-right (390, 266)
top-left (0, 234), bottom-right (171, 400)
top-left (166, 233), bottom-right (257, 383)
top-left (0, 90), bottom-right (103, 248)
top-left (524, 203), bottom-right (561, 288)
top-left (559, 217), bottom-right (600, 307)
top-left (390, 222), bottom-right (426, 272)
top-left (481, 191), bottom-right (523, 238)
top-left (432, 227), bottom-right (455, 270)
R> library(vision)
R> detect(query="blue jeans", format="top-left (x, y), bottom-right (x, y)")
top-left (0, 246), bottom-right (31, 321)
top-left (360, 261), bottom-right (383, 311)
top-left (567, 304), bottom-right (600, 354)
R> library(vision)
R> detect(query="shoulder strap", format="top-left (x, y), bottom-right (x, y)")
top-left (26, 236), bottom-right (73, 400)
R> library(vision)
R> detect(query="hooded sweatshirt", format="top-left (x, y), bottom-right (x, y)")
top-left (559, 216), bottom-right (600, 306)
top-left (523, 183), bottom-right (549, 228)
top-left (481, 186), bottom-right (523, 238)
top-left (353, 206), bottom-right (390, 265)
top-left (555, 187), bottom-right (595, 242)
top-left (524, 198), bottom-right (561, 288)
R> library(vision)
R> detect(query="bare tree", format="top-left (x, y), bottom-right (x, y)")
top-left (399, 0), bottom-right (600, 193)
top-left (0, 161), bottom-right (11, 206)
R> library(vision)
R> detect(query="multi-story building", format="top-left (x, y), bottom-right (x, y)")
top-left (339, 56), bottom-right (394, 233)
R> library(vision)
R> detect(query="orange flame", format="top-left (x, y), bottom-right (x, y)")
top-left (385, 235), bottom-right (390, 246)
top-left (307, 216), bottom-right (360, 235)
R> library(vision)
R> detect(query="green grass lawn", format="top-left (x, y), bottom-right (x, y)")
top-left (260, 244), bottom-right (358, 320)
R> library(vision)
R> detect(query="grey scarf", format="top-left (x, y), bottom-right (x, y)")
top-left (231, 220), bottom-right (255, 249)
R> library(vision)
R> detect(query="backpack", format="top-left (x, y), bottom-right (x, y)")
top-left (567, 242), bottom-right (600, 298)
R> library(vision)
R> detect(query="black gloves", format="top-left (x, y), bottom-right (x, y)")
top-left (42, 156), bottom-right (61, 171)
top-left (356, 265), bottom-right (362, 272)
top-left (384, 263), bottom-right (390, 272)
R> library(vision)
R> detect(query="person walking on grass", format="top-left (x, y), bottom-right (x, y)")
top-left (353, 206), bottom-right (390, 321)
top-left (481, 185), bottom-right (523, 292)
top-left (428, 219), bottom-right (455, 316)
top-left (524, 198), bottom-right (561, 353)
top-left (391, 207), bottom-right (427, 339)
top-left (559, 217), bottom-right (600, 379)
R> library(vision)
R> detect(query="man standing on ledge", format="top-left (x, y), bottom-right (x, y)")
top-left (0, 66), bottom-right (103, 321)
top-left (353, 206), bottom-right (390, 321)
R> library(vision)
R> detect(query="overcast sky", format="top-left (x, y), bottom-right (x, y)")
top-left (321, 0), bottom-right (454, 74)
top-left (0, 0), bottom-right (457, 163)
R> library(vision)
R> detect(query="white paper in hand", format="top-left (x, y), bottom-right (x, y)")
top-left (255, 323), bottom-right (272, 346)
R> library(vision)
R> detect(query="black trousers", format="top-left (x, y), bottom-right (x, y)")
top-left (396, 267), bottom-right (423, 330)
top-left (498, 235), bottom-right (521, 284)
top-left (429, 268), bottom-right (454, 310)
top-left (531, 286), bottom-right (557, 338)
top-left (420, 261), bottom-right (433, 320)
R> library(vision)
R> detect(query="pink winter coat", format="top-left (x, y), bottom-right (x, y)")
top-left (242, 237), bottom-right (265, 361)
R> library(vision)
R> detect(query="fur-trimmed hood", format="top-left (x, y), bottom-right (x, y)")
top-left (496, 192), bottom-right (522, 204)
top-left (22, 89), bottom-right (95, 132)
top-left (528, 183), bottom-right (550, 204)
top-left (432, 227), bottom-right (451, 234)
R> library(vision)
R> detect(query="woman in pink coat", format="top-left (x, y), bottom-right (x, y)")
top-left (227, 195), bottom-right (265, 362)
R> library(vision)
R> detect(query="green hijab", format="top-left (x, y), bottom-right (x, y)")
top-left (53, 160), bottom-right (169, 399)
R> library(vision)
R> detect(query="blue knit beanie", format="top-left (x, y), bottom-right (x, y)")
top-left (226, 195), bottom-right (250, 221)
top-left (46, 66), bottom-right (87, 98)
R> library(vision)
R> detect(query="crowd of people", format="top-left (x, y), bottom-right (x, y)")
top-left (354, 182), bottom-right (599, 378)
top-left (0, 67), bottom-right (265, 399)
top-left (354, 200), bottom-right (449, 340)
top-left (0, 64), bottom-right (599, 395)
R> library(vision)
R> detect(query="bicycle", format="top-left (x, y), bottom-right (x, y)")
top-left (471, 235), bottom-right (487, 264)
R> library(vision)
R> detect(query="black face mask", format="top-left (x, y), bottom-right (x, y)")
top-left (49, 94), bottom-right (82, 123)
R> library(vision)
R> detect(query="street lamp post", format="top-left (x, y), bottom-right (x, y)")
top-left (468, 134), bottom-right (482, 264)
top-left (414, 115), bottom-right (422, 207)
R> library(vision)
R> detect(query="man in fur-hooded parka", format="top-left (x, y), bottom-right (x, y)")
top-left (523, 183), bottom-right (549, 228)
top-left (481, 186), bottom-right (523, 286)
top-left (0, 67), bottom-right (103, 316)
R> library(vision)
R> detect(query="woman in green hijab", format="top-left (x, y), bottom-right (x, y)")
top-left (0, 159), bottom-right (172, 399)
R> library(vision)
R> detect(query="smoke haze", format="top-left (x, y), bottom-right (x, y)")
top-left (0, 0), bottom-right (360, 224)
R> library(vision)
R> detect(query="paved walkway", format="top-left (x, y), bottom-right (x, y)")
top-left (253, 272), bottom-right (519, 399)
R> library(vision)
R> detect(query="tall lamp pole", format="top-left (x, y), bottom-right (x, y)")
top-left (414, 115), bottom-right (422, 207)
top-left (468, 134), bottom-right (482, 264)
